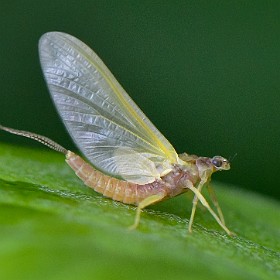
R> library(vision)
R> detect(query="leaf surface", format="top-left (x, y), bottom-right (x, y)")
top-left (0, 143), bottom-right (279, 280)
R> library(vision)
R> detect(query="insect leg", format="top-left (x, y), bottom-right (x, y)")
top-left (129, 192), bottom-right (166, 230)
top-left (188, 185), bottom-right (233, 235)
top-left (188, 180), bottom-right (205, 233)
top-left (207, 184), bottom-right (225, 225)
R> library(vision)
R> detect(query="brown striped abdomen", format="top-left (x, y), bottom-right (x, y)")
top-left (65, 151), bottom-right (167, 205)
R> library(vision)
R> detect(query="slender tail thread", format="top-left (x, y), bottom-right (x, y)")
top-left (0, 124), bottom-right (68, 155)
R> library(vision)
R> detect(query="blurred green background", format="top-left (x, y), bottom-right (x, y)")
top-left (0, 1), bottom-right (279, 199)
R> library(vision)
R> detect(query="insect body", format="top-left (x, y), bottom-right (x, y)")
top-left (0, 32), bottom-right (232, 235)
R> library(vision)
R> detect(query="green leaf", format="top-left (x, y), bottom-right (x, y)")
top-left (0, 143), bottom-right (279, 280)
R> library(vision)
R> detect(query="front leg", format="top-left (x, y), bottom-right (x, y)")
top-left (188, 185), bottom-right (233, 236)
top-left (188, 177), bottom-right (208, 233)
top-left (207, 184), bottom-right (225, 225)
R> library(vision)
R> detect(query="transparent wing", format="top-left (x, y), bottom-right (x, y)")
top-left (112, 147), bottom-right (162, 184)
top-left (39, 32), bottom-right (179, 184)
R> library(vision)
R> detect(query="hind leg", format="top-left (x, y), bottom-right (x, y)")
top-left (129, 192), bottom-right (166, 230)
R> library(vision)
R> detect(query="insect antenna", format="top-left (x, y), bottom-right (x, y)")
top-left (228, 152), bottom-right (237, 163)
top-left (0, 124), bottom-right (68, 155)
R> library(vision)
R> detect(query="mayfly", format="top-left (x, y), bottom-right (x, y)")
top-left (0, 32), bottom-right (233, 235)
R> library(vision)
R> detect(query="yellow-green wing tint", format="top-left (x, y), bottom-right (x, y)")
top-left (39, 32), bottom-right (178, 184)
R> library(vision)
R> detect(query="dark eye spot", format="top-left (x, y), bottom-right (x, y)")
top-left (212, 159), bottom-right (222, 168)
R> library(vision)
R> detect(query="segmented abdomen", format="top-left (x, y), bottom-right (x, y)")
top-left (65, 151), bottom-right (163, 205)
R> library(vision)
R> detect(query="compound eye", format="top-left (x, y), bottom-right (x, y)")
top-left (212, 158), bottom-right (223, 168)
